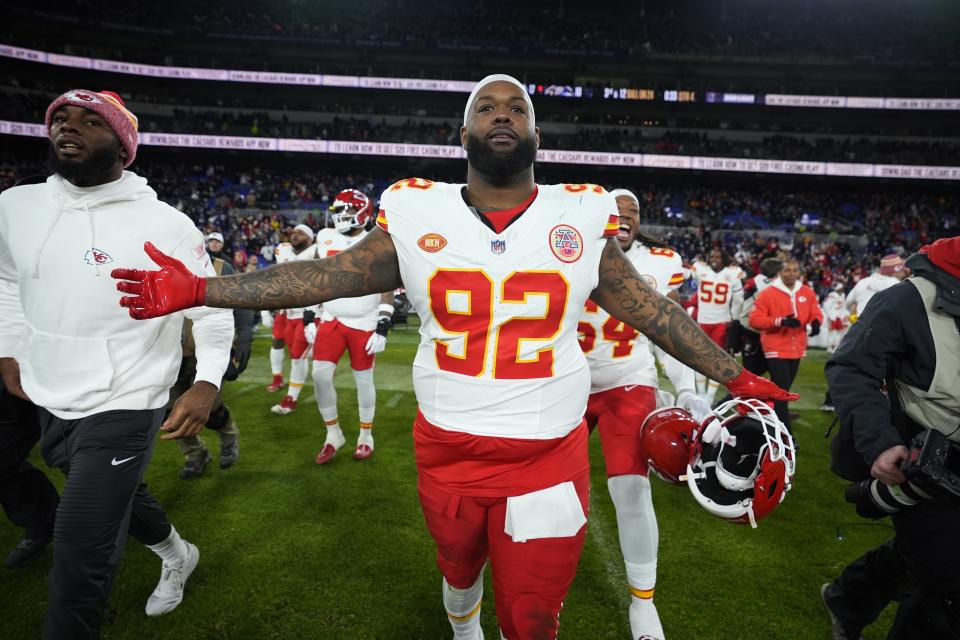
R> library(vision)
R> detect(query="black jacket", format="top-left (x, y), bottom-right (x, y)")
top-left (825, 277), bottom-right (943, 467)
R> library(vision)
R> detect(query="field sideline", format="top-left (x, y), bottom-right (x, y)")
top-left (0, 321), bottom-right (898, 639)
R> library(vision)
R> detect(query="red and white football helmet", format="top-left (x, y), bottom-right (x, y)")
top-left (329, 189), bottom-right (372, 233)
top-left (640, 407), bottom-right (700, 484)
top-left (685, 398), bottom-right (796, 528)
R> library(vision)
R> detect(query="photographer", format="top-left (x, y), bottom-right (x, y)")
top-left (823, 236), bottom-right (960, 639)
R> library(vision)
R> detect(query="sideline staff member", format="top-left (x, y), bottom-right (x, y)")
top-left (0, 89), bottom-right (233, 638)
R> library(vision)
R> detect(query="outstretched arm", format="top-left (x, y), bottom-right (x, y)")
top-left (207, 228), bottom-right (401, 309)
top-left (591, 239), bottom-right (797, 400)
top-left (113, 228), bottom-right (402, 318)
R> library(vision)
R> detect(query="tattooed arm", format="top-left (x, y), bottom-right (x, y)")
top-left (207, 228), bottom-right (401, 309)
top-left (591, 239), bottom-right (742, 383)
top-left (113, 229), bottom-right (401, 319)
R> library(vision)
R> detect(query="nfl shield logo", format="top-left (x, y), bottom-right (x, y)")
top-left (490, 239), bottom-right (506, 255)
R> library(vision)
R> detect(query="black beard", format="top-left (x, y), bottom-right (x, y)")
top-left (466, 132), bottom-right (537, 185)
top-left (46, 140), bottom-right (121, 186)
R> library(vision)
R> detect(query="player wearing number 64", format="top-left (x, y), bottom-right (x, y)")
top-left (111, 73), bottom-right (797, 640)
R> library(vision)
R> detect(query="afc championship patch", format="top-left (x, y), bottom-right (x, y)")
top-left (549, 224), bottom-right (583, 263)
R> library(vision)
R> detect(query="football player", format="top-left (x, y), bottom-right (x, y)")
top-left (691, 248), bottom-right (745, 403)
top-left (579, 188), bottom-right (709, 640)
top-left (113, 74), bottom-right (797, 640)
top-left (269, 224), bottom-right (320, 415)
top-left (313, 189), bottom-right (395, 463)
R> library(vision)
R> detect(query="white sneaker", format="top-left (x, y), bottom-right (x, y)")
top-left (629, 599), bottom-right (665, 640)
top-left (145, 541), bottom-right (199, 616)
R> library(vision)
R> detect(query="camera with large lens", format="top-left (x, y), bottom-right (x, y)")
top-left (845, 429), bottom-right (960, 519)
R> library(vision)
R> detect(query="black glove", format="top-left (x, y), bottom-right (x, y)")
top-left (223, 342), bottom-right (252, 381)
top-left (780, 315), bottom-right (802, 328)
top-left (808, 319), bottom-right (821, 337)
top-left (302, 310), bottom-right (316, 326)
top-left (725, 320), bottom-right (743, 355)
top-left (375, 317), bottom-right (391, 337)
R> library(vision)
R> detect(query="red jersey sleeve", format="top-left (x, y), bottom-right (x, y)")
top-left (602, 213), bottom-right (619, 238)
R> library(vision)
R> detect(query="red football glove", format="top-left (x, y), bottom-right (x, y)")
top-left (112, 242), bottom-right (206, 319)
top-left (725, 368), bottom-right (799, 402)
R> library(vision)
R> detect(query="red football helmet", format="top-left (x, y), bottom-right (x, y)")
top-left (329, 189), bottom-right (371, 233)
top-left (685, 398), bottom-right (796, 528)
top-left (640, 407), bottom-right (700, 484)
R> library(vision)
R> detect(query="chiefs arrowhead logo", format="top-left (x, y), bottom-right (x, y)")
top-left (66, 90), bottom-right (101, 104)
top-left (417, 233), bottom-right (447, 253)
top-left (84, 248), bottom-right (113, 265)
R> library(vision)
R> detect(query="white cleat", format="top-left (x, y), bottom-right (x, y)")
top-left (630, 599), bottom-right (665, 640)
top-left (145, 542), bottom-right (199, 616)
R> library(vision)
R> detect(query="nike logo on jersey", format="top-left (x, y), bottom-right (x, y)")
top-left (111, 455), bottom-right (137, 466)
top-left (624, 385), bottom-right (640, 392)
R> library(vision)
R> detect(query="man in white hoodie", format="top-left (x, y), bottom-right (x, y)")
top-left (846, 253), bottom-right (909, 320)
top-left (0, 89), bottom-right (234, 639)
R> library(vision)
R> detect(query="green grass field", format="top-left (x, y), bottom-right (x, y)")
top-left (1, 322), bottom-right (898, 639)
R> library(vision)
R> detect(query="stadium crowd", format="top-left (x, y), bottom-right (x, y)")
top-left (2, 155), bottom-right (952, 300)
top-left (10, 0), bottom-right (957, 65)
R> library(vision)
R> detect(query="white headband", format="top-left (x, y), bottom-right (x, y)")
top-left (293, 223), bottom-right (315, 241)
top-left (610, 188), bottom-right (640, 207)
top-left (463, 74), bottom-right (535, 126)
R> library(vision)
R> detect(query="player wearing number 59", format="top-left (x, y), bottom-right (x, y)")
top-left (690, 248), bottom-right (744, 403)
top-left (111, 74), bottom-right (796, 640)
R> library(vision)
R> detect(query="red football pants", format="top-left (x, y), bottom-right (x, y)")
top-left (699, 322), bottom-right (729, 348)
top-left (312, 319), bottom-right (375, 370)
top-left (271, 313), bottom-right (310, 359)
top-left (418, 471), bottom-right (590, 640)
top-left (585, 384), bottom-right (658, 477)
top-left (271, 312), bottom-right (287, 341)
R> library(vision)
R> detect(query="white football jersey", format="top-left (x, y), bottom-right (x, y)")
top-left (691, 262), bottom-right (744, 323)
top-left (315, 228), bottom-right (382, 331)
top-left (377, 178), bottom-right (619, 439)
top-left (580, 243), bottom-right (684, 393)
top-left (274, 241), bottom-right (320, 318)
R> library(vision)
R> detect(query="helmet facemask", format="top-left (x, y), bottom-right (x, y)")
top-left (685, 398), bottom-right (796, 528)
top-left (328, 189), bottom-right (371, 234)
